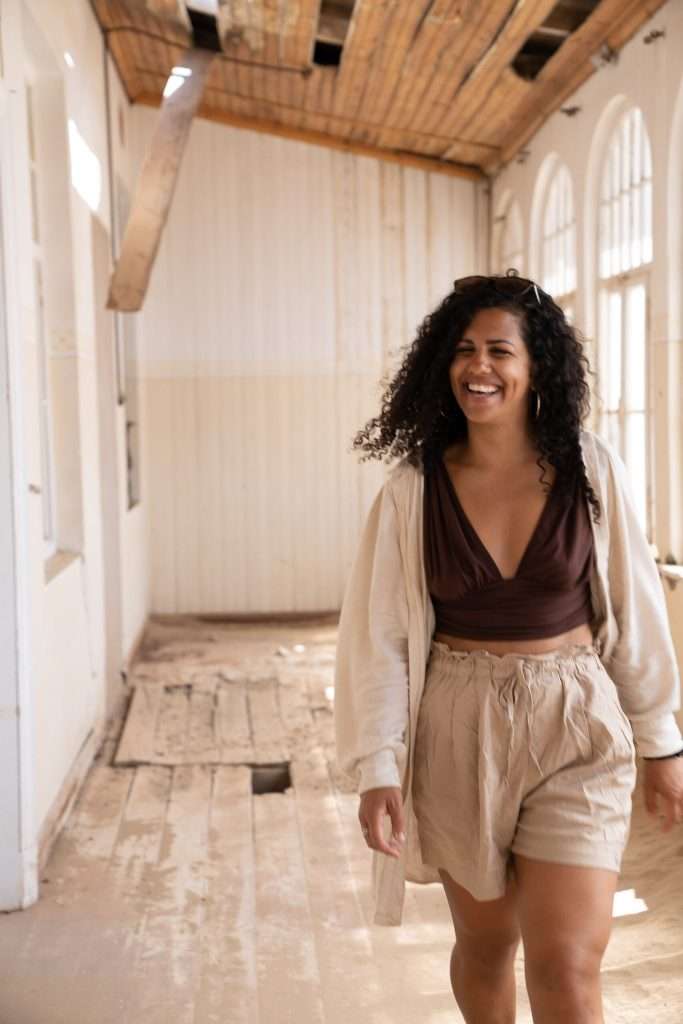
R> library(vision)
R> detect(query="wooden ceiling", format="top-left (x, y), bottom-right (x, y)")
top-left (92, 0), bottom-right (667, 179)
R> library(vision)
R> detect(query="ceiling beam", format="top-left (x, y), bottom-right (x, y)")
top-left (107, 48), bottom-right (217, 311)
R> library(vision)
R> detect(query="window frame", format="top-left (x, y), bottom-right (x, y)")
top-left (27, 81), bottom-right (58, 559)
top-left (596, 107), bottom-right (655, 542)
top-left (540, 162), bottom-right (576, 318)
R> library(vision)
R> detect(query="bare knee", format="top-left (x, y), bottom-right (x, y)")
top-left (525, 940), bottom-right (604, 996)
top-left (439, 868), bottom-right (520, 975)
top-left (454, 924), bottom-right (521, 976)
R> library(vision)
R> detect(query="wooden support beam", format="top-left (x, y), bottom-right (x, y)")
top-left (107, 48), bottom-right (217, 312)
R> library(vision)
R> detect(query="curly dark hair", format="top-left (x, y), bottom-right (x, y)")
top-left (351, 273), bottom-right (601, 523)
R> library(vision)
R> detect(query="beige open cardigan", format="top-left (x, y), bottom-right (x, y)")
top-left (334, 429), bottom-right (683, 925)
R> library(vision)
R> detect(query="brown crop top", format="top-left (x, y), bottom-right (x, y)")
top-left (424, 456), bottom-right (595, 640)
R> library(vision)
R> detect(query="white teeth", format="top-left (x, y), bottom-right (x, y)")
top-left (467, 383), bottom-right (499, 394)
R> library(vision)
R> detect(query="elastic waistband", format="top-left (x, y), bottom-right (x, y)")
top-left (430, 637), bottom-right (600, 668)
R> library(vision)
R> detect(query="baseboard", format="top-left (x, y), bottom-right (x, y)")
top-left (120, 616), bottom-right (149, 681)
top-left (36, 682), bottom-right (131, 874)
top-left (36, 723), bottom-right (101, 874)
top-left (150, 610), bottom-right (341, 626)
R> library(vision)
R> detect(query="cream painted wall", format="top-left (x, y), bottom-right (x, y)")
top-left (0, 0), bottom-right (151, 904)
top-left (132, 109), bottom-right (483, 614)
top-left (490, 0), bottom-right (683, 701)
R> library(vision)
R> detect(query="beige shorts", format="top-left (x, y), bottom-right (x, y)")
top-left (412, 639), bottom-right (637, 901)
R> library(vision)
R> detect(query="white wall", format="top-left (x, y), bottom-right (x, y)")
top-left (0, 0), bottom-right (151, 907)
top-left (490, 0), bottom-right (683, 720)
top-left (132, 109), bottom-right (482, 614)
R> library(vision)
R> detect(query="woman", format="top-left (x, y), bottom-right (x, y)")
top-left (333, 272), bottom-right (683, 1024)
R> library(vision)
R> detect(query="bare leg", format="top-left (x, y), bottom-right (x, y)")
top-left (439, 868), bottom-right (521, 1024)
top-left (513, 854), bottom-right (619, 1024)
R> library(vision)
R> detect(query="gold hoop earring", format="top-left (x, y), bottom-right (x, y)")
top-left (535, 391), bottom-right (541, 419)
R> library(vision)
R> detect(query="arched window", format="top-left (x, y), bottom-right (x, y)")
top-left (493, 196), bottom-right (524, 274)
top-left (541, 163), bottom-right (576, 319)
top-left (597, 107), bottom-right (653, 536)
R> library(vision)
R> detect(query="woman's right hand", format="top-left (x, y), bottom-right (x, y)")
top-left (358, 786), bottom-right (406, 858)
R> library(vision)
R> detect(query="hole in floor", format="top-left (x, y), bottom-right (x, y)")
top-left (252, 762), bottom-right (292, 794)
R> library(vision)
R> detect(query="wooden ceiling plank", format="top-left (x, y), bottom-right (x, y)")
top-left (217, 1), bottom-right (258, 64)
top-left (107, 48), bottom-right (217, 312)
top-left (459, 68), bottom-right (532, 149)
top-left (374, 0), bottom-right (481, 147)
top-left (234, 38), bottom-right (253, 109)
top-left (493, 0), bottom-right (667, 169)
top-left (319, 65), bottom-right (337, 135)
top-left (385, 129), bottom-right (490, 167)
top-left (372, 0), bottom-right (470, 133)
top-left (280, 0), bottom-right (320, 124)
top-left (280, 0), bottom-right (319, 68)
top-left (408, 0), bottom-right (521, 138)
top-left (135, 89), bottom-right (484, 178)
top-left (140, 0), bottom-right (191, 31)
top-left (138, 72), bottom-right (498, 166)
top-left (331, 0), bottom-right (392, 134)
top-left (353, 0), bottom-right (439, 129)
top-left (435, 0), bottom-right (559, 139)
top-left (123, 5), bottom-right (164, 97)
top-left (285, 61), bottom-right (309, 121)
top-left (123, 0), bottom-right (192, 42)
top-left (141, 62), bottom-right (500, 155)
top-left (295, 64), bottom-right (332, 132)
top-left (108, 30), bottom-right (142, 98)
top-left (295, 64), bottom-right (323, 132)
top-left (95, 0), bottom-right (136, 99)
top-left (248, 2), bottom-right (270, 111)
top-left (102, 1), bottom-right (147, 97)
top-left (220, 48), bottom-right (241, 103)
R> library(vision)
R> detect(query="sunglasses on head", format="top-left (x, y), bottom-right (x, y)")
top-left (452, 271), bottom-right (542, 304)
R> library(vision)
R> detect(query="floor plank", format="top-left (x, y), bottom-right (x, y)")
top-left (253, 791), bottom-right (325, 1023)
top-left (127, 764), bottom-right (212, 1024)
top-left (194, 766), bottom-right (258, 1024)
top-left (291, 752), bottom-right (391, 1024)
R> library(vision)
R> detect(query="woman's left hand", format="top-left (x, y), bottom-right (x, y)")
top-left (643, 757), bottom-right (683, 831)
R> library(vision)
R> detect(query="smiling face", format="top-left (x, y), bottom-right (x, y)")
top-left (449, 307), bottom-right (533, 425)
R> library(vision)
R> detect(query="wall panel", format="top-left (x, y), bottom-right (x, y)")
top-left (133, 110), bottom-right (479, 613)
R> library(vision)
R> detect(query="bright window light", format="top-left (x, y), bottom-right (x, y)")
top-left (171, 66), bottom-right (192, 77)
top-left (612, 888), bottom-right (648, 918)
top-left (67, 119), bottom-right (102, 213)
top-left (63, 51), bottom-right (75, 69)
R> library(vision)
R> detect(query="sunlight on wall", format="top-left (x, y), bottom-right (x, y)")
top-left (67, 119), bottom-right (101, 212)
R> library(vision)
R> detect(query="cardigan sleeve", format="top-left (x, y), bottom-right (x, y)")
top-left (333, 476), bottom-right (410, 793)
top-left (600, 438), bottom-right (683, 756)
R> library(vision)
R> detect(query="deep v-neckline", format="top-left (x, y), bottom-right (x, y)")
top-left (439, 457), bottom-right (558, 582)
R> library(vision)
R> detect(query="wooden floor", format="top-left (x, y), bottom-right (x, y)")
top-left (1, 618), bottom-right (682, 1024)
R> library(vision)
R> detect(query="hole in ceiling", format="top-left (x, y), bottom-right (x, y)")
top-left (252, 762), bottom-right (292, 795)
top-left (313, 39), bottom-right (343, 66)
top-left (313, 0), bottom-right (355, 67)
top-left (511, 0), bottom-right (601, 81)
top-left (187, 6), bottom-right (222, 52)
